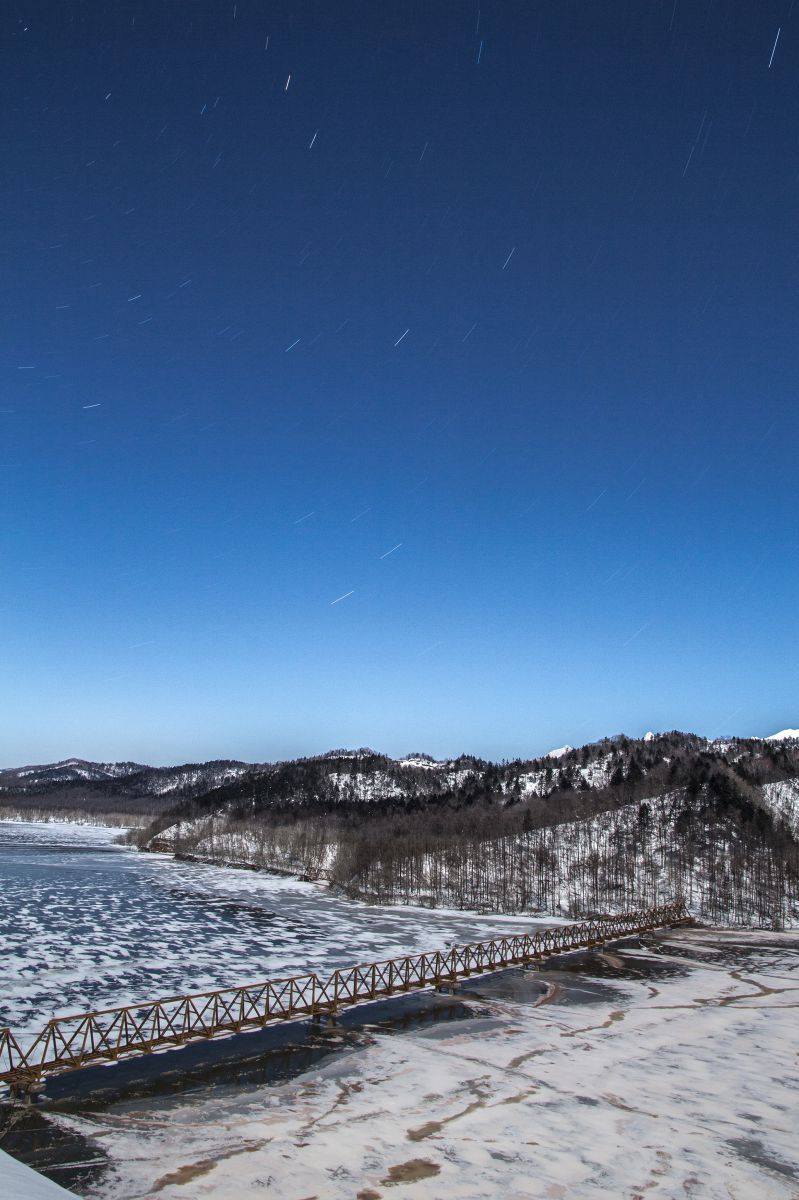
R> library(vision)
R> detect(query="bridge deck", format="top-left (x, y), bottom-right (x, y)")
top-left (0, 900), bottom-right (690, 1098)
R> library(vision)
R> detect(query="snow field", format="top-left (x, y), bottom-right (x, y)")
top-left (51, 928), bottom-right (799, 1200)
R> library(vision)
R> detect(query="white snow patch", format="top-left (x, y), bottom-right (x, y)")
top-left (326, 770), bottom-right (405, 802)
top-left (579, 753), bottom-right (614, 788)
top-left (545, 744), bottom-right (573, 759)
top-left (444, 769), bottom-right (475, 788)
top-left (512, 754), bottom-right (614, 798)
top-left (0, 1150), bottom-right (77, 1199)
top-left (513, 769), bottom-right (551, 798)
top-left (147, 765), bottom-right (248, 795)
top-left (761, 778), bottom-right (799, 836)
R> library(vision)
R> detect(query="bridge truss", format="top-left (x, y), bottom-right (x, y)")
top-left (0, 900), bottom-right (690, 1100)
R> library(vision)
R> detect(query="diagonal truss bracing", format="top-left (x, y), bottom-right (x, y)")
top-left (1, 900), bottom-right (690, 1095)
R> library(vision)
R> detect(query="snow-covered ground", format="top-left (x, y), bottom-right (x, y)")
top-left (761, 778), bottom-right (799, 836)
top-left (49, 927), bottom-right (799, 1199)
top-left (0, 1150), bottom-right (78, 1199)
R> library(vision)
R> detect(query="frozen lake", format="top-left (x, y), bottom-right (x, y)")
top-left (0, 821), bottom-right (541, 1046)
top-left (4, 825), bottom-right (798, 1199)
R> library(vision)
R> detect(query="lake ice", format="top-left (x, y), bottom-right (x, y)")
top-left (0, 821), bottom-right (539, 1047)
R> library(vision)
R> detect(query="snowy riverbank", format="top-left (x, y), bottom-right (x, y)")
top-left (46, 927), bottom-right (799, 1199)
top-left (0, 1149), bottom-right (77, 1199)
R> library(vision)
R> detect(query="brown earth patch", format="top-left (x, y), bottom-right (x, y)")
top-left (407, 1120), bottom-right (443, 1142)
top-left (150, 1138), bottom-right (267, 1192)
top-left (151, 1158), bottom-right (220, 1191)
top-left (381, 1158), bottom-right (441, 1185)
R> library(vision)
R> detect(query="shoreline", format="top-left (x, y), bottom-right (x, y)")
top-left (35, 927), bottom-right (799, 1200)
top-left (4, 815), bottom-right (795, 930)
top-left (3, 823), bottom-right (798, 1196)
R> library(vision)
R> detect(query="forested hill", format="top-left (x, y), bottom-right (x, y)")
top-left (131, 732), bottom-right (796, 834)
top-left (0, 757), bottom-right (254, 817)
top-left (4, 733), bottom-right (799, 926)
top-left (5, 734), bottom-right (799, 825)
top-left (130, 731), bottom-right (799, 928)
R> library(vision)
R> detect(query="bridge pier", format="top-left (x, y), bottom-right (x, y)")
top-left (311, 1008), bottom-right (338, 1028)
top-left (8, 1077), bottom-right (45, 1106)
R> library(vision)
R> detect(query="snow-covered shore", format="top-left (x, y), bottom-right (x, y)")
top-left (50, 927), bottom-right (799, 1199)
top-left (0, 817), bottom-right (127, 835)
top-left (0, 1149), bottom-right (78, 1198)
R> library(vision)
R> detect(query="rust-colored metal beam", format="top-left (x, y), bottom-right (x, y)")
top-left (1, 900), bottom-right (690, 1098)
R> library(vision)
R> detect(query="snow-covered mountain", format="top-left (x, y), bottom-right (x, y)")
top-left (0, 758), bottom-right (253, 816)
top-left (5, 730), bottom-right (799, 929)
top-left (1, 758), bottom-right (146, 785)
top-left (123, 730), bottom-right (799, 928)
top-left (5, 730), bottom-right (799, 822)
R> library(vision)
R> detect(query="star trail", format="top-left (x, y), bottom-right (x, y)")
top-left (2, 1), bottom-right (797, 764)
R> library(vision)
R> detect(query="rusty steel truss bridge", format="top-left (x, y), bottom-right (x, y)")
top-left (1, 900), bottom-right (690, 1101)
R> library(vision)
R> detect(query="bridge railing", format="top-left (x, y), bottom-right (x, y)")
top-left (0, 899), bottom-right (689, 1094)
top-left (0, 1027), bottom-right (26, 1079)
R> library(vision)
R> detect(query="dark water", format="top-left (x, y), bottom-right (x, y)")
top-left (1, 986), bottom-right (493, 1196)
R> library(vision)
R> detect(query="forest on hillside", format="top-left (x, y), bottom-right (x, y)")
top-left (4, 734), bottom-right (797, 925)
top-left (136, 737), bottom-right (799, 928)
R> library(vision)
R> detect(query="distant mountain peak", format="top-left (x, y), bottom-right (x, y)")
top-left (765, 728), bottom-right (799, 742)
top-left (546, 745), bottom-right (573, 759)
top-left (320, 747), bottom-right (381, 760)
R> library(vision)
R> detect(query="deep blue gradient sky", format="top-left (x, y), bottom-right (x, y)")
top-left (3, 2), bottom-right (797, 766)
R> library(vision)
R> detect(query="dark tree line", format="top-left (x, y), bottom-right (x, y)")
top-left (8, 733), bottom-right (799, 927)
top-left (143, 752), bottom-right (799, 928)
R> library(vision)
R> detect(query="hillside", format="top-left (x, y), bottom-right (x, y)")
top-left (132, 731), bottom-right (799, 928)
top-left (4, 732), bottom-right (798, 926)
top-left (0, 757), bottom-right (254, 819)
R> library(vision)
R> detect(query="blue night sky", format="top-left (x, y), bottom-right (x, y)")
top-left (2, 2), bottom-right (797, 766)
